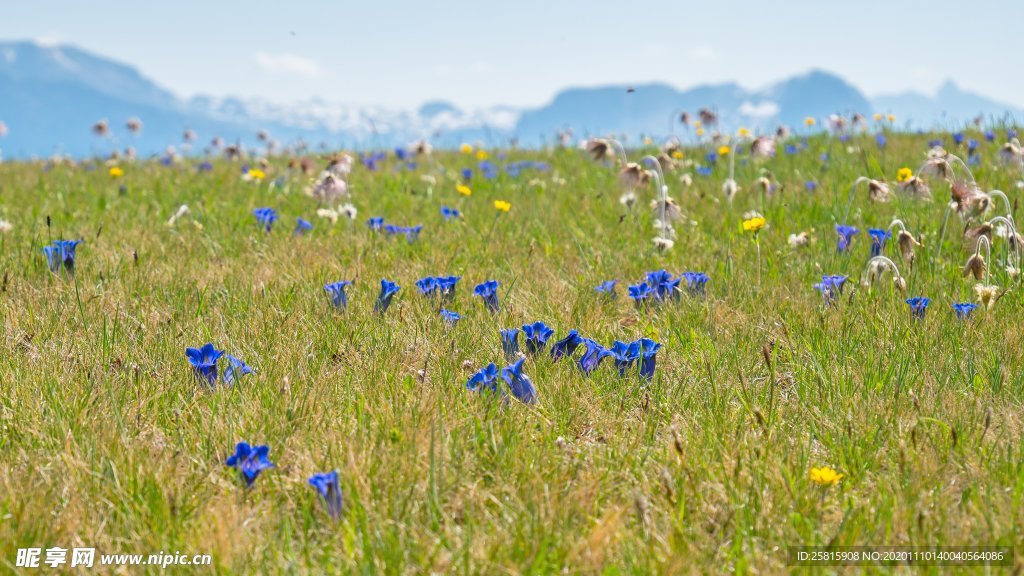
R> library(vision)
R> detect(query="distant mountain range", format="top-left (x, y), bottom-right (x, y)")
top-left (1, 40), bottom-right (1021, 159)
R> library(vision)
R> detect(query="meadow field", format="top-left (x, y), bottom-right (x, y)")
top-left (1, 128), bottom-right (1023, 573)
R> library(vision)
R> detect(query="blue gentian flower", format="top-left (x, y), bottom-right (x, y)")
top-left (479, 160), bottom-right (498, 179)
top-left (646, 270), bottom-right (681, 301)
top-left (324, 281), bottom-right (352, 310)
top-left (595, 280), bottom-right (618, 297)
top-left (812, 274), bottom-right (847, 306)
top-left (375, 279), bottom-right (400, 313)
top-left (968, 139), bottom-right (979, 154)
top-left (384, 224), bottom-right (423, 243)
top-left (628, 282), bottom-right (652, 308)
top-left (835, 225), bottom-right (859, 253)
top-left (186, 343), bottom-right (225, 386)
top-left (222, 354), bottom-right (253, 385)
top-left (805, 181), bottom-right (818, 192)
top-left (440, 309), bottom-right (462, 327)
top-left (367, 217), bottom-right (385, 230)
top-left (784, 144), bottom-right (799, 155)
top-left (906, 296), bottom-right (931, 320)
top-left (952, 302), bottom-right (979, 320)
top-left (953, 132), bottom-right (965, 145)
top-left (474, 280), bottom-right (500, 314)
top-left (501, 328), bottom-right (520, 360)
top-left (197, 161), bottom-right (214, 172)
top-left (43, 239), bottom-right (83, 274)
top-left (466, 363), bottom-right (502, 397)
top-left (308, 470), bottom-right (344, 519)
top-left (875, 133), bottom-right (887, 148)
top-left (461, 168), bottom-right (473, 181)
top-left (550, 329), bottom-right (583, 361)
top-left (294, 218), bottom-right (313, 235)
top-left (928, 139), bottom-right (943, 148)
top-left (609, 340), bottom-right (641, 376)
top-left (681, 272), bottom-right (709, 297)
top-left (394, 147), bottom-right (408, 160)
top-left (436, 276), bottom-right (460, 302)
top-left (441, 206), bottom-right (461, 220)
top-left (705, 152), bottom-right (718, 165)
top-left (253, 207), bottom-right (277, 233)
top-left (521, 321), bottom-right (554, 355)
top-left (578, 338), bottom-right (613, 375)
top-left (696, 166), bottom-right (713, 177)
top-left (416, 276), bottom-right (439, 296)
top-left (867, 228), bottom-right (891, 257)
top-left (636, 338), bottom-right (662, 381)
top-left (501, 358), bottom-right (537, 405)
top-left (1010, 129), bottom-right (1019, 139)
top-left (984, 130), bottom-right (995, 142)
top-left (225, 442), bottom-right (275, 487)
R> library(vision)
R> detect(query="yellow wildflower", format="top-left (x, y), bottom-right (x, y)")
top-left (804, 117), bottom-right (816, 127)
top-left (493, 200), bottom-right (511, 212)
top-left (456, 183), bottom-right (472, 196)
top-left (108, 166), bottom-right (124, 178)
top-left (476, 149), bottom-right (488, 161)
top-left (693, 120), bottom-right (703, 129)
top-left (671, 150), bottom-right (685, 160)
top-left (810, 466), bottom-right (843, 487)
top-left (695, 128), bottom-right (705, 137)
top-left (742, 216), bottom-right (766, 233)
top-left (887, 114), bottom-right (896, 122)
top-left (873, 113), bottom-right (883, 121)
top-left (459, 143), bottom-right (473, 154)
top-left (896, 167), bottom-right (913, 183)
top-left (718, 145), bottom-right (731, 156)
top-left (737, 127), bottom-right (751, 137)
top-left (248, 168), bottom-right (266, 181)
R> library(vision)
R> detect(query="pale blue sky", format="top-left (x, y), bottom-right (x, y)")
top-left (4, 0), bottom-right (1021, 109)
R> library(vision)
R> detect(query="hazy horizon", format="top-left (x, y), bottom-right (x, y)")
top-left (3, 0), bottom-right (1022, 110)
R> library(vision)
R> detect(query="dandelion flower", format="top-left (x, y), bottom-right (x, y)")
top-left (456, 183), bottom-right (472, 196)
top-left (493, 200), bottom-right (511, 212)
top-left (742, 216), bottom-right (766, 233)
top-left (108, 166), bottom-right (124, 178)
top-left (804, 117), bottom-right (816, 127)
top-left (896, 167), bottom-right (913, 183)
top-left (810, 466), bottom-right (843, 486)
top-left (459, 143), bottom-right (473, 154)
top-left (476, 150), bottom-right (488, 161)
top-left (717, 145), bottom-right (731, 156)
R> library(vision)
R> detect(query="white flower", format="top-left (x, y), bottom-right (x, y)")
top-left (0, 219), bottom-right (12, 234)
top-left (787, 232), bottom-right (810, 248)
top-left (975, 284), bottom-right (1000, 310)
top-left (653, 237), bottom-right (675, 251)
top-left (339, 203), bottom-right (358, 220)
top-left (679, 174), bottom-right (693, 187)
top-left (166, 205), bottom-right (190, 227)
top-left (722, 178), bottom-right (738, 201)
top-left (619, 192), bottom-right (637, 207)
top-left (316, 208), bottom-right (339, 224)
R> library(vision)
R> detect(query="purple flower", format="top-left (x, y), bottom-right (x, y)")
top-left (308, 470), bottom-right (344, 519)
top-left (550, 330), bottom-right (583, 361)
top-left (578, 338), bottom-right (613, 375)
top-left (835, 225), bottom-right (859, 253)
top-left (474, 280), bottom-right (500, 314)
top-left (225, 442), bottom-right (275, 486)
top-left (501, 358), bottom-right (537, 405)
top-left (521, 321), bottom-right (554, 355)
top-left (905, 296), bottom-right (931, 320)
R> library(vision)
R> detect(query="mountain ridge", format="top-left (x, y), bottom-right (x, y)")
top-left (0, 40), bottom-right (1021, 158)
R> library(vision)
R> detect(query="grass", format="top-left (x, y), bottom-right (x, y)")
top-left (1, 131), bottom-right (1023, 573)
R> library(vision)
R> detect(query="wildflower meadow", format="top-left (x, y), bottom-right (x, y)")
top-left (2, 124), bottom-right (1024, 572)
